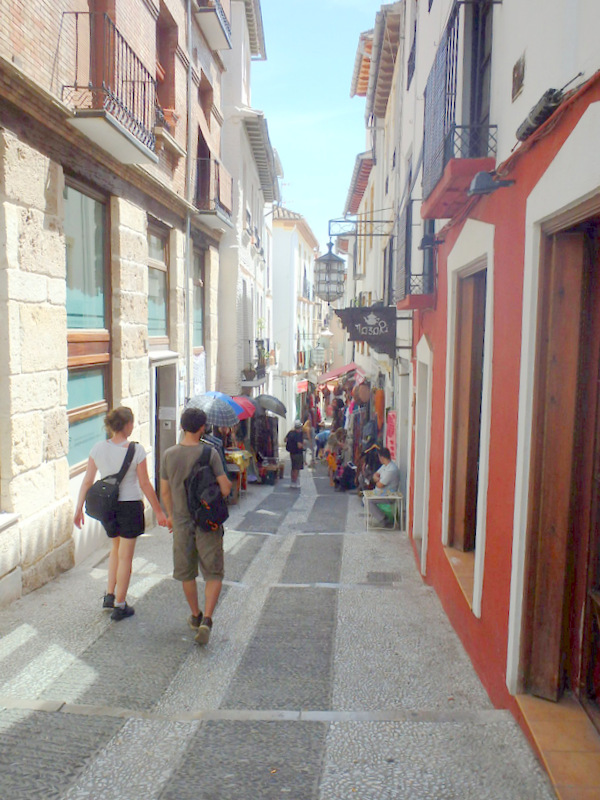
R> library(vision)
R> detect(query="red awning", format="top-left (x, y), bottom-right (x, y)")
top-left (316, 362), bottom-right (365, 386)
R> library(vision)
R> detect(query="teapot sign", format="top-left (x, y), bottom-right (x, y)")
top-left (334, 306), bottom-right (396, 359)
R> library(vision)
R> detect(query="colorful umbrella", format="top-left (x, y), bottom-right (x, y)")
top-left (204, 390), bottom-right (245, 417)
top-left (232, 395), bottom-right (257, 420)
top-left (186, 394), bottom-right (239, 427)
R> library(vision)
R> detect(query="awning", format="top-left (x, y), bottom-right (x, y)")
top-left (296, 379), bottom-right (308, 393)
top-left (316, 362), bottom-right (365, 386)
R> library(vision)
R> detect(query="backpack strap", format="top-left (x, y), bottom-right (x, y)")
top-left (115, 442), bottom-right (136, 485)
top-left (199, 445), bottom-right (212, 468)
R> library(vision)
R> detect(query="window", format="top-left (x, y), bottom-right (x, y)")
top-left (407, 18), bottom-right (417, 89)
top-left (148, 226), bottom-right (169, 340)
top-left (156, 5), bottom-right (178, 130)
top-left (193, 249), bottom-right (205, 350)
top-left (64, 183), bottom-right (110, 468)
top-left (67, 368), bottom-right (107, 467)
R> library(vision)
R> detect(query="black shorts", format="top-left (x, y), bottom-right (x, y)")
top-left (290, 453), bottom-right (304, 471)
top-left (106, 500), bottom-right (145, 539)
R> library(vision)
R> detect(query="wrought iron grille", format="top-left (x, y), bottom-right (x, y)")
top-left (444, 124), bottom-right (498, 161)
top-left (394, 201), bottom-right (412, 303)
top-left (422, 3), bottom-right (459, 199)
top-left (62, 12), bottom-right (156, 153)
top-left (408, 272), bottom-right (435, 296)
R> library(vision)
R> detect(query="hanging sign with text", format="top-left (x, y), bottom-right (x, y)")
top-left (334, 305), bottom-right (396, 359)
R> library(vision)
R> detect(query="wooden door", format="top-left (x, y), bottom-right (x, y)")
top-left (525, 232), bottom-right (587, 701)
top-left (448, 269), bottom-right (486, 551)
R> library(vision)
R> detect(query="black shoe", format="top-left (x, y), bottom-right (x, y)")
top-left (188, 613), bottom-right (203, 630)
top-left (195, 616), bottom-right (213, 645)
top-left (111, 603), bottom-right (135, 621)
top-left (102, 593), bottom-right (115, 609)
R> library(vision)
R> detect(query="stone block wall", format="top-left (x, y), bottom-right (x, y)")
top-left (111, 196), bottom-right (153, 448)
top-left (0, 129), bottom-right (73, 605)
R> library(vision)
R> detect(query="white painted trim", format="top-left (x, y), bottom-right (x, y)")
top-left (405, 361), bottom-right (414, 546)
top-left (414, 335), bottom-right (433, 575)
top-left (506, 101), bottom-right (600, 694)
top-left (442, 219), bottom-right (495, 619)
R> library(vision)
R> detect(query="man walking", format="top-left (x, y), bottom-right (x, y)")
top-left (285, 419), bottom-right (304, 489)
top-left (160, 407), bottom-right (232, 645)
top-left (367, 447), bottom-right (400, 528)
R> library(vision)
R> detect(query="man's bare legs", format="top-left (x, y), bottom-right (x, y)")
top-left (182, 577), bottom-right (222, 623)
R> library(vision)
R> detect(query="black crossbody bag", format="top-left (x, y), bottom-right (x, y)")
top-left (85, 442), bottom-right (136, 529)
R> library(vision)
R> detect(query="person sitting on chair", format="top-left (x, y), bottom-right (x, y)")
top-left (367, 448), bottom-right (400, 528)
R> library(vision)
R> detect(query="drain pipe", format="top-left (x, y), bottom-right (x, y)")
top-left (184, 0), bottom-right (194, 401)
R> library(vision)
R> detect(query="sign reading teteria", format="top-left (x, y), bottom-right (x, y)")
top-left (334, 305), bottom-right (396, 359)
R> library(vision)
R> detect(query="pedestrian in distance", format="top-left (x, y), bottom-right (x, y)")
top-left (302, 416), bottom-right (315, 468)
top-left (160, 407), bottom-right (232, 645)
top-left (314, 428), bottom-right (330, 460)
top-left (73, 406), bottom-right (168, 621)
top-left (285, 419), bottom-right (304, 488)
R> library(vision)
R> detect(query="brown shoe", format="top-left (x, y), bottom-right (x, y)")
top-left (195, 616), bottom-right (213, 645)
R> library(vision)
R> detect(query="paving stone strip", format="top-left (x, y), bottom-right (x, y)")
top-left (0, 465), bottom-right (556, 800)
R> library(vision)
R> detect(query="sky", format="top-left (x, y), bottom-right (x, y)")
top-left (251, 0), bottom-right (385, 251)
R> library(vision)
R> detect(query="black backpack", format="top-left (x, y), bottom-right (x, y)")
top-left (184, 446), bottom-right (229, 531)
top-left (85, 442), bottom-right (136, 532)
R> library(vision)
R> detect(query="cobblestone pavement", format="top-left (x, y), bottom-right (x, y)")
top-left (0, 461), bottom-right (555, 799)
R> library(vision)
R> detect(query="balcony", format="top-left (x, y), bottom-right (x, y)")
top-left (241, 339), bottom-right (268, 387)
top-left (195, 157), bottom-right (233, 230)
top-left (421, 124), bottom-right (497, 220)
top-left (194, 0), bottom-right (232, 52)
top-left (396, 272), bottom-right (436, 312)
top-left (61, 12), bottom-right (158, 165)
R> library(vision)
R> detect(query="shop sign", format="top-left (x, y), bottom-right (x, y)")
top-left (334, 306), bottom-right (396, 359)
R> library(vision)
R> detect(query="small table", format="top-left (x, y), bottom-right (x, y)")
top-left (225, 449), bottom-right (252, 496)
top-left (363, 490), bottom-right (404, 532)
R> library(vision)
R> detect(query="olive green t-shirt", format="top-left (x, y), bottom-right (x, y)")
top-left (161, 443), bottom-right (225, 526)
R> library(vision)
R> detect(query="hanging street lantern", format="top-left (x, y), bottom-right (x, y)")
top-left (314, 241), bottom-right (346, 302)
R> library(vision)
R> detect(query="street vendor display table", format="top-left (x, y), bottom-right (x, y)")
top-left (363, 490), bottom-right (404, 532)
top-left (225, 449), bottom-right (252, 496)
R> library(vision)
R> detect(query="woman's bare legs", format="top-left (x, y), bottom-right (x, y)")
top-left (107, 537), bottom-right (119, 595)
top-left (114, 537), bottom-right (137, 604)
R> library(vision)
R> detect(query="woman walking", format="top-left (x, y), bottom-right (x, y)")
top-left (73, 407), bottom-right (167, 621)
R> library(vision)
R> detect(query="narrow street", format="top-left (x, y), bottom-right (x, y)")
top-left (0, 462), bottom-right (554, 800)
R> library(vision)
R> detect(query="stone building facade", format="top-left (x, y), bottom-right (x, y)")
top-left (0, 0), bottom-right (262, 605)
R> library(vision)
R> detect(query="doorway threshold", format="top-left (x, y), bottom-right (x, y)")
top-left (516, 693), bottom-right (600, 799)
top-left (443, 546), bottom-right (475, 608)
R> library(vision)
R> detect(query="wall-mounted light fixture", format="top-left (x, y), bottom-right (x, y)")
top-left (468, 171), bottom-right (515, 197)
top-left (418, 234), bottom-right (444, 250)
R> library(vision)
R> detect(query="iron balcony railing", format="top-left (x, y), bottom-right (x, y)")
top-left (444, 123), bottom-right (498, 163)
top-left (422, 2), bottom-right (497, 200)
top-left (197, 0), bottom-right (232, 42)
top-left (62, 12), bottom-right (156, 153)
top-left (256, 338), bottom-right (267, 379)
top-left (195, 157), bottom-right (233, 216)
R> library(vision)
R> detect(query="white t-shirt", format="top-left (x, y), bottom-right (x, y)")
top-left (375, 460), bottom-right (400, 495)
top-left (89, 440), bottom-right (147, 501)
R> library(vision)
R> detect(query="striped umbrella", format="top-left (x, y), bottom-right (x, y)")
top-left (186, 394), bottom-right (239, 427)
top-left (204, 390), bottom-right (245, 417)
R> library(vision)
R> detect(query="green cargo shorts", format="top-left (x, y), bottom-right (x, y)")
top-left (172, 522), bottom-right (225, 582)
